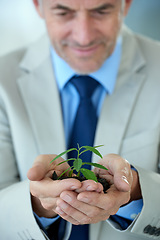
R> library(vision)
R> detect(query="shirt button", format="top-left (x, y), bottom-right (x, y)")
top-left (130, 213), bottom-right (137, 219)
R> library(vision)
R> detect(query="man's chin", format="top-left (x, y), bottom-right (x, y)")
top-left (67, 60), bottom-right (103, 75)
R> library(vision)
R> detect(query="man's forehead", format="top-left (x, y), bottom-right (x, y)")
top-left (46, 0), bottom-right (119, 9)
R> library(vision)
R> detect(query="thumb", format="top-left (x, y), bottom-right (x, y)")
top-left (27, 154), bottom-right (57, 181)
top-left (111, 156), bottom-right (132, 192)
top-left (99, 154), bottom-right (132, 192)
top-left (114, 171), bottom-right (131, 192)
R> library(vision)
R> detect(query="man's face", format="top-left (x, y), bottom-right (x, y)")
top-left (36, 0), bottom-right (130, 74)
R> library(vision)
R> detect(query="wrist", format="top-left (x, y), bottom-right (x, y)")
top-left (31, 194), bottom-right (57, 218)
top-left (130, 169), bottom-right (142, 202)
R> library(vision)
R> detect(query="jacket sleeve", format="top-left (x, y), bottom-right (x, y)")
top-left (130, 166), bottom-right (160, 237)
top-left (0, 95), bottom-right (72, 240)
top-left (0, 94), bottom-right (48, 239)
top-left (0, 180), bottom-right (49, 239)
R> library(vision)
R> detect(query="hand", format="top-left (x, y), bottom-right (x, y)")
top-left (55, 180), bottom-right (106, 225)
top-left (55, 154), bottom-right (139, 225)
top-left (27, 154), bottom-right (82, 218)
top-left (94, 154), bottom-right (142, 202)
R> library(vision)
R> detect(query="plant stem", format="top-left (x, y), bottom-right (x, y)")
top-left (77, 171), bottom-right (80, 177)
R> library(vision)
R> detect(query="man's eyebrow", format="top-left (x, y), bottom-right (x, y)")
top-left (52, 3), bottom-right (115, 11)
top-left (92, 3), bottom-right (115, 11)
top-left (52, 4), bottom-right (71, 11)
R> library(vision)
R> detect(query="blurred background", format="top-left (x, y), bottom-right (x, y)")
top-left (0, 0), bottom-right (160, 56)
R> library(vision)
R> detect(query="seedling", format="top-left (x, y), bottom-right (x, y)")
top-left (50, 144), bottom-right (108, 182)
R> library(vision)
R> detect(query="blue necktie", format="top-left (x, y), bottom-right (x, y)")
top-left (68, 75), bottom-right (99, 166)
top-left (67, 75), bottom-right (99, 240)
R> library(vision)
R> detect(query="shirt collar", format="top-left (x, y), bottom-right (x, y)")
top-left (51, 37), bottom-right (122, 95)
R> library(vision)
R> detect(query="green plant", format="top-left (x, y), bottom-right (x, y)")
top-left (50, 144), bottom-right (108, 182)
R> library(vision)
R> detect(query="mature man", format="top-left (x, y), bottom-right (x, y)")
top-left (0, 0), bottom-right (160, 239)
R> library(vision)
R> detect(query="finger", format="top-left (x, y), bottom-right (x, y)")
top-left (77, 186), bottom-right (130, 213)
top-left (96, 154), bottom-right (132, 192)
top-left (75, 180), bottom-right (103, 193)
top-left (57, 191), bottom-right (109, 224)
top-left (56, 202), bottom-right (108, 225)
top-left (59, 191), bottom-right (104, 220)
top-left (113, 159), bottom-right (132, 192)
top-left (30, 178), bottom-right (82, 199)
top-left (27, 154), bottom-right (68, 181)
top-left (55, 203), bottom-right (110, 225)
top-left (27, 154), bottom-right (58, 181)
top-left (55, 205), bottom-right (82, 225)
top-left (56, 198), bottom-right (92, 225)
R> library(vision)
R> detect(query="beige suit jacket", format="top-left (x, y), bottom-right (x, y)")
top-left (0, 26), bottom-right (160, 239)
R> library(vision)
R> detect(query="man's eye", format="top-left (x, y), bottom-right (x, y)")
top-left (55, 10), bottom-right (73, 17)
top-left (56, 11), bottom-right (68, 16)
top-left (96, 10), bottom-right (109, 15)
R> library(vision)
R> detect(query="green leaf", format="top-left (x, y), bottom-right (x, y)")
top-left (73, 158), bottom-right (83, 172)
top-left (82, 162), bottom-right (108, 171)
top-left (57, 166), bottom-right (73, 179)
top-left (50, 148), bottom-right (77, 164)
top-left (57, 158), bottom-right (77, 166)
top-left (93, 145), bottom-right (104, 149)
top-left (82, 146), bottom-right (103, 158)
top-left (80, 168), bottom-right (98, 182)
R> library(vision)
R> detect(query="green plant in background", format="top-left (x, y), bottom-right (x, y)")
top-left (50, 144), bottom-right (108, 182)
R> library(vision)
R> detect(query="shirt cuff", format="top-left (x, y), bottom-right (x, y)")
top-left (116, 198), bottom-right (143, 221)
top-left (34, 212), bottom-right (60, 229)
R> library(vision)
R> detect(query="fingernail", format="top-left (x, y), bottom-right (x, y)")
top-left (86, 186), bottom-right (93, 191)
top-left (59, 202), bottom-right (68, 209)
top-left (71, 185), bottom-right (77, 190)
top-left (62, 194), bottom-right (72, 203)
top-left (56, 207), bottom-right (64, 215)
top-left (96, 188), bottom-right (102, 193)
top-left (79, 197), bottom-right (89, 203)
top-left (122, 176), bottom-right (129, 184)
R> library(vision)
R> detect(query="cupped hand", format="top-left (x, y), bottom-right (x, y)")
top-left (27, 154), bottom-right (82, 218)
top-left (55, 154), bottom-right (135, 225)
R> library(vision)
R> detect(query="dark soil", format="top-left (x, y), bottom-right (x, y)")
top-left (52, 171), bottom-right (110, 193)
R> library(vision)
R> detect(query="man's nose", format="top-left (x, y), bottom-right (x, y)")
top-left (72, 14), bottom-right (95, 46)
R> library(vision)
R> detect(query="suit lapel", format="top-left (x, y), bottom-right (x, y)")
top-left (93, 25), bottom-right (146, 161)
top-left (17, 36), bottom-right (66, 155)
top-left (93, 70), bottom-right (145, 159)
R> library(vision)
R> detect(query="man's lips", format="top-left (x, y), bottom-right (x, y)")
top-left (69, 44), bottom-right (100, 57)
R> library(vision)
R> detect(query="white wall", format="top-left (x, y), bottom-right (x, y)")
top-left (125, 0), bottom-right (160, 41)
top-left (0, 0), bottom-right (160, 57)
top-left (0, 0), bottom-right (46, 56)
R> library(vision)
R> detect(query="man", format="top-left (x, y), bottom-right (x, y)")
top-left (0, 0), bottom-right (160, 239)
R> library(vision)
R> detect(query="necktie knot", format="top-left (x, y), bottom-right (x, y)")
top-left (70, 75), bottom-right (99, 99)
